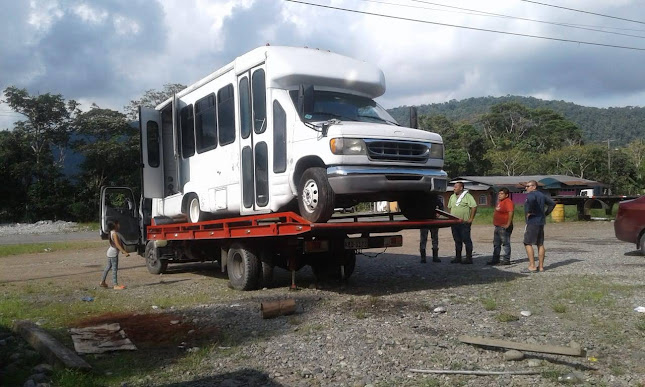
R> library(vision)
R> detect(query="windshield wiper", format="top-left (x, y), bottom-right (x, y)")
top-left (310, 112), bottom-right (357, 121)
top-left (357, 114), bottom-right (399, 126)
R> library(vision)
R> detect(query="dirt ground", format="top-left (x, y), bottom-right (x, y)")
top-left (1, 221), bottom-right (644, 386)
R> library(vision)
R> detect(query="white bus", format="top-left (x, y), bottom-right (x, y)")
top-left (139, 46), bottom-right (447, 223)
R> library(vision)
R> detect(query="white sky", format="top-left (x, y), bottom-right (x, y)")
top-left (1, 0), bottom-right (644, 128)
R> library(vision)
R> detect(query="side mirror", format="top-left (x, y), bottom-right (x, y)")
top-left (409, 106), bottom-right (418, 129)
top-left (297, 84), bottom-right (314, 117)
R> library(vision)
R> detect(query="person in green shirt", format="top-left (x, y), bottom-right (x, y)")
top-left (447, 182), bottom-right (478, 264)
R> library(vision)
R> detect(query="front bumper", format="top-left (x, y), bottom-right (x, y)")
top-left (327, 166), bottom-right (447, 195)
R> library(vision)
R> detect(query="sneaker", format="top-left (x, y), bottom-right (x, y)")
top-left (113, 285), bottom-right (126, 290)
top-left (99, 282), bottom-right (108, 288)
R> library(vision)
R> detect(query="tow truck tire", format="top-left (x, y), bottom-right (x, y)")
top-left (227, 243), bottom-right (260, 291)
top-left (187, 194), bottom-right (206, 223)
top-left (399, 193), bottom-right (438, 220)
top-left (312, 250), bottom-right (356, 281)
top-left (298, 167), bottom-right (335, 223)
top-left (145, 243), bottom-right (168, 274)
top-left (259, 262), bottom-right (274, 288)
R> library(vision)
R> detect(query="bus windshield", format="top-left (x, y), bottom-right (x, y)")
top-left (290, 90), bottom-right (399, 125)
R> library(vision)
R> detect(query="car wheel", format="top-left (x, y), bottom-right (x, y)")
top-left (399, 193), bottom-right (438, 220)
top-left (640, 232), bottom-right (645, 255)
top-left (297, 167), bottom-right (335, 223)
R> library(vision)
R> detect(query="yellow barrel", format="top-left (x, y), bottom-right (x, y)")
top-left (551, 203), bottom-right (565, 222)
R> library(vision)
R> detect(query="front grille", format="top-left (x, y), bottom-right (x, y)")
top-left (366, 140), bottom-right (429, 162)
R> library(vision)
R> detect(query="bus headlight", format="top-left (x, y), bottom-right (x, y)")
top-left (429, 143), bottom-right (443, 159)
top-left (330, 138), bottom-right (366, 155)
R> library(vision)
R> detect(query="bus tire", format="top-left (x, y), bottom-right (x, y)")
top-left (187, 194), bottom-right (206, 223)
top-left (146, 243), bottom-right (168, 274)
top-left (227, 243), bottom-right (260, 291)
top-left (298, 167), bottom-right (335, 223)
top-left (399, 193), bottom-right (438, 220)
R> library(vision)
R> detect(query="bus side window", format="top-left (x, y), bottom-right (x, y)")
top-left (218, 84), bottom-right (235, 146)
top-left (195, 93), bottom-right (217, 153)
top-left (252, 69), bottom-right (266, 134)
top-left (239, 77), bottom-right (251, 139)
top-left (273, 101), bottom-right (287, 173)
top-left (146, 120), bottom-right (160, 167)
top-left (180, 105), bottom-right (195, 158)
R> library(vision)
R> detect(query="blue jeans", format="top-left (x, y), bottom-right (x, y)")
top-left (493, 225), bottom-right (513, 262)
top-left (101, 255), bottom-right (118, 285)
top-left (420, 228), bottom-right (439, 251)
top-left (451, 223), bottom-right (472, 255)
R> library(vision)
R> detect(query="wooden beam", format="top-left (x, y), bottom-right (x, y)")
top-left (13, 321), bottom-right (92, 370)
top-left (409, 369), bottom-right (540, 376)
top-left (459, 335), bottom-right (585, 357)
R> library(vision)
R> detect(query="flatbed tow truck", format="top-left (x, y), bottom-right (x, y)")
top-left (101, 187), bottom-right (460, 291)
top-left (552, 195), bottom-right (638, 220)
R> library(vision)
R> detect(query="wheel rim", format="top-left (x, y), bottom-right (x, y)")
top-left (189, 197), bottom-right (200, 223)
top-left (230, 251), bottom-right (243, 280)
top-left (301, 178), bottom-right (319, 213)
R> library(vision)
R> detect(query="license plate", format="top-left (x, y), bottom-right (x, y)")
top-left (344, 238), bottom-right (368, 249)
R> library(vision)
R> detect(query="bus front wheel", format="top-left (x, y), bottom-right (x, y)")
top-left (297, 167), bottom-right (335, 223)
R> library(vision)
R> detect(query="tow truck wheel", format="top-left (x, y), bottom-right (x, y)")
top-left (145, 243), bottom-right (168, 274)
top-left (187, 195), bottom-right (206, 223)
top-left (298, 167), bottom-right (335, 223)
top-left (312, 250), bottom-right (356, 281)
top-left (399, 193), bottom-right (438, 220)
top-left (227, 243), bottom-right (261, 291)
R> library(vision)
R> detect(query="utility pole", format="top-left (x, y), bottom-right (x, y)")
top-left (607, 139), bottom-right (614, 174)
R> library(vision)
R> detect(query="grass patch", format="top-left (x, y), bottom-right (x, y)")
top-left (481, 297), bottom-right (497, 311)
top-left (636, 317), bottom-right (645, 332)
top-left (541, 368), bottom-right (563, 382)
top-left (0, 240), bottom-right (104, 258)
top-left (552, 303), bottom-right (567, 313)
top-left (496, 312), bottom-right (519, 322)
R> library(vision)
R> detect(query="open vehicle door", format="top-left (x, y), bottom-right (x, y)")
top-left (100, 186), bottom-right (141, 253)
top-left (139, 107), bottom-right (164, 198)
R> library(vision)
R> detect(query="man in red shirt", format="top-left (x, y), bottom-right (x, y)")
top-left (488, 187), bottom-right (514, 265)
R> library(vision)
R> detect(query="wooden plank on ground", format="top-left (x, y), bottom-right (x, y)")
top-left (13, 320), bottom-right (92, 370)
top-left (459, 335), bottom-right (585, 357)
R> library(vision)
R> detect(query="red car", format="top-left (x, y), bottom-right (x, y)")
top-left (614, 196), bottom-right (645, 254)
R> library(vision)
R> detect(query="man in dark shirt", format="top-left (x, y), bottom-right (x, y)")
top-left (523, 180), bottom-right (556, 272)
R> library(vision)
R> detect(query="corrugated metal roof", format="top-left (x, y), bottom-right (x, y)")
top-left (452, 175), bottom-right (602, 187)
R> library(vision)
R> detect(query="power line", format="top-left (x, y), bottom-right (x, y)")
top-left (358, 0), bottom-right (645, 39)
top-left (520, 0), bottom-right (645, 26)
top-left (285, 0), bottom-right (645, 51)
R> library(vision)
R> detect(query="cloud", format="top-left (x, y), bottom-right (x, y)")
top-left (1, 0), bottom-right (644, 132)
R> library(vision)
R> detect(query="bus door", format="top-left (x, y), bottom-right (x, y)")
top-left (238, 64), bottom-right (270, 214)
top-left (139, 107), bottom-right (164, 198)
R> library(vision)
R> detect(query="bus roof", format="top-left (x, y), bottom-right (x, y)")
top-left (156, 46), bottom-right (386, 110)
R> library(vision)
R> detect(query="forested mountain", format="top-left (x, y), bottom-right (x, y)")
top-left (388, 96), bottom-right (645, 145)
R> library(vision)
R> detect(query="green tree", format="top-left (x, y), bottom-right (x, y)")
top-left (0, 130), bottom-right (33, 221)
top-left (3, 86), bottom-right (80, 166)
top-left (624, 139), bottom-right (645, 186)
top-left (479, 102), bottom-right (582, 153)
top-left (124, 83), bottom-right (186, 120)
top-left (419, 115), bottom-right (489, 177)
top-left (71, 105), bottom-right (140, 221)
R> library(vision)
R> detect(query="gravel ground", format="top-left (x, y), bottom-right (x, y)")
top-left (1, 221), bottom-right (644, 386)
